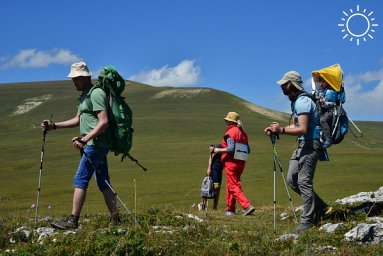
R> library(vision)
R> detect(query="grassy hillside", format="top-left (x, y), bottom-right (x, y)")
top-left (0, 80), bottom-right (382, 219)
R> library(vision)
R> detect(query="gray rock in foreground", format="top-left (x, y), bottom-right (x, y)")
top-left (336, 186), bottom-right (383, 204)
top-left (344, 223), bottom-right (383, 244)
top-left (320, 223), bottom-right (344, 233)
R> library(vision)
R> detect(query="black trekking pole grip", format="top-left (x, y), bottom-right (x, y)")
top-left (269, 133), bottom-right (279, 146)
top-left (43, 121), bottom-right (49, 135)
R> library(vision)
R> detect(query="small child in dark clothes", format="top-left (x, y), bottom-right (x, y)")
top-left (198, 145), bottom-right (223, 211)
top-left (315, 75), bottom-right (340, 148)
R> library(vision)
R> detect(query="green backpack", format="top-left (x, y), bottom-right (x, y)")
top-left (86, 66), bottom-right (145, 168)
top-left (96, 66), bottom-right (133, 159)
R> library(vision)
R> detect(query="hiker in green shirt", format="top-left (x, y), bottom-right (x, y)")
top-left (41, 62), bottom-right (120, 229)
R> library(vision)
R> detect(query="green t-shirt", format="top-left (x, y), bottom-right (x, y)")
top-left (78, 86), bottom-right (110, 147)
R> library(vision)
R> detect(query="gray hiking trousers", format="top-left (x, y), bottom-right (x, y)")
top-left (287, 140), bottom-right (328, 225)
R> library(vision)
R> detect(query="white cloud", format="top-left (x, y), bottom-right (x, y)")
top-left (0, 48), bottom-right (81, 69)
top-left (128, 59), bottom-right (201, 87)
top-left (344, 69), bottom-right (383, 119)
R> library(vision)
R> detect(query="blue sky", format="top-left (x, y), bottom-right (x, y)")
top-left (1, 0), bottom-right (382, 121)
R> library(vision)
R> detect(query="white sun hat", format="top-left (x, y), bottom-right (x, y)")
top-left (68, 62), bottom-right (92, 78)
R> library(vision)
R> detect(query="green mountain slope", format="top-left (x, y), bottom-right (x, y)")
top-left (0, 81), bottom-right (382, 216)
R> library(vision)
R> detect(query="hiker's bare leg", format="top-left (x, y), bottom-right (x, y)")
top-left (72, 187), bottom-right (86, 216)
top-left (102, 188), bottom-right (119, 216)
top-left (213, 185), bottom-right (221, 210)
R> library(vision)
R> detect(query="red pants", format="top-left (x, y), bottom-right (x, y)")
top-left (224, 163), bottom-right (251, 212)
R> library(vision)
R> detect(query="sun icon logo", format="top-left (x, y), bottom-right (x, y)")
top-left (338, 4), bottom-right (378, 46)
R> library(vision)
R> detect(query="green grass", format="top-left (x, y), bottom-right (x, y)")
top-left (0, 81), bottom-right (382, 254)
top-left (1, 208), bottom-right (383, 255)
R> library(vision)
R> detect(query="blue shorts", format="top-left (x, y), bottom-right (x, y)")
top-left (210, 154), bottom-right (223, 185)
top-left (74, 145), bottom-right (110, 191)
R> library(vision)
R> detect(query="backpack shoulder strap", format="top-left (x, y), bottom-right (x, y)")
top-left (291, 92), bottom-right (314, 112)
top-left (299, 92), bottom-right (316, 101)
top-left (337, 86), bottom-right (346, 104)
top-left (84, 83), bottom-right (106, 113)
top-left (290, 92), bottom-right (320, 124)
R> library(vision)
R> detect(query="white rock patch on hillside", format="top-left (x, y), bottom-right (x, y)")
top-left (242, 102), bottom-right (286, 121)
top-left (10, 94), bottom-right (52, 116)
top-left (152, 89), bottom-right (210, 99)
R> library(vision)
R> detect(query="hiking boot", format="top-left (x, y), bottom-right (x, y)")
top-left (51, 215), bottom-right (79, 230)
top-left (315, 206), bottom-right (334, 224)
top-left (323, 206), bottom-right (333, 219)
top-left (291, 223), bottom-right (314, 234)
top-left (314, 206), bottom-right (327, 224)
top-left (109, 213), bottom-right (121, 227)
top-left (243, 205), bottom-right (255, 216)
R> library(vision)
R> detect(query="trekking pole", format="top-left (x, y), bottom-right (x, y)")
top-left (134, 178), bottom-right (137, 228)
top-left (348, 116), bottom-right (363, 137)
top-left (271, 134), bottom-right (277, 233)
top-left (125, 153), bottom-right (147, 171)
top-left (269, 134), bottom-right (298, 232)
top-left (35, 121), bottom-right (48, 225)
top-left (205, 152), bottom-right (214, 217)
top-left (80, 148), bottom-right (138, 224)
top-left (331, 107), bottom-right (340, 138)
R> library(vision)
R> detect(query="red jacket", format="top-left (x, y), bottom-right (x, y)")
top-left (221, 124), bottom-right (249, 168)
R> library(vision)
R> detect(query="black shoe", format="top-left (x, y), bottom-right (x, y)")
top-left (51, 215), bottom-right (79, 230)
top-left (291, 223), bottom-right (314, 234)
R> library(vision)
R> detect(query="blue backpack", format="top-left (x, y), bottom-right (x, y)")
top-left (293, 92), bottom-right (348, 145)
top-left (331, 104), bottom-right (348, 144)
top-left (321, 86), bottom-right (348, 144)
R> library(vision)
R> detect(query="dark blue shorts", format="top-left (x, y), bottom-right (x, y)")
top-left (74, 145), bottom-right (109, 191)
top-left (210, 154), bottom-right (223, 185)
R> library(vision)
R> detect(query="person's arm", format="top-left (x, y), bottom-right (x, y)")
top-left (207, 154), bottom-right (212, 176)
top-left (225, 137), bottom-right (235, 153)
top-left (73, 110), bottom-right (109, 149)
top-left (265, 114), bottom-right (309, 136)
top-left (212, 137), bottom-right (234, 154)
top-left (41, 113), bottom-right (80, 131)
top-left (81, 110), bottom-right (109, 143)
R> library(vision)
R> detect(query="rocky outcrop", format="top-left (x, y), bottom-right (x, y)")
top-left (335, 186), bottom-right (383, 204)
top-left (344, 223), bottom-right (383, 244)
top-left (278, 186), bottom-right (383, 245)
